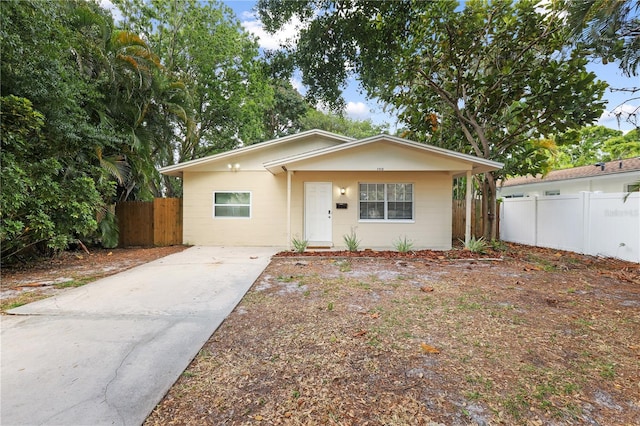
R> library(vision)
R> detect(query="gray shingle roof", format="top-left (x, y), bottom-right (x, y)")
top-left (501, 157), bottom-right (640, 187)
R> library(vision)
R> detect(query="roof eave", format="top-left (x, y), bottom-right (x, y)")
top-left (158, 129), bottom-right (355, 176)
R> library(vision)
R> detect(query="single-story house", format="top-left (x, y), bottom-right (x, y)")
top-left (160, 130), bottom-right (503, 250)
top-left (498, 157), bottom-right (640, 198)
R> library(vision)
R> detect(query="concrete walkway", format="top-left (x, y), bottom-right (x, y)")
top-left (1, 246), bottom-right (278, 426)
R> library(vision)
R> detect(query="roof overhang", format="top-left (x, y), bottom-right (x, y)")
top-left (159, 129), bottom-right (355, 177)
top-left (263, 134), bottom-right (503, 176)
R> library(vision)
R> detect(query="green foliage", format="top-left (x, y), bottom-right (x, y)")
top-left (300, 109), bottom-right (389, 138)
top-left (343, 230), bottom-right (361, 252)
top-left (393, 236), bottom-right (414, 253)
top-left (98, 208), bottom-right (119, 249)
top-left (0, 0), bottom-right (190, 259)
top-left (259, 0), bottom-right (608, 238)
top-left (114, 0), bottom-right (275, 158)
top-left (1, 96), bottom-right (102, 260)
top-left (547, 126), bottom-right (639, 169)
top-left (291, 236), bottom-right (308, 253)
top-left (463, 237), bottom-right (488, 254)
top-left (566, 0), bottom-right (639, 77)
top-left (551, 126), bottom-right (623, 168)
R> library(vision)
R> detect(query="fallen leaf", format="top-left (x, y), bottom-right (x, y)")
top-left (107, 252), bottom-right (113, 256)
top-left (420, 286), bottom-right (434, 292)
top-left (254, 415), bottom-right (263, 421)
top-left (420, 342), bottom-right (440, 354)
top-left (370, 312), bottom-right (380, 319)
top-left (353, 329), bottom-right (368, 337)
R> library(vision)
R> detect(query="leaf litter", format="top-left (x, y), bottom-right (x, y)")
top-left (146, 243), bottom-right (639, 425)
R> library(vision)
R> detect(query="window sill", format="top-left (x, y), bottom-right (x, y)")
top-left (358, 220), bottom-right (415, 224)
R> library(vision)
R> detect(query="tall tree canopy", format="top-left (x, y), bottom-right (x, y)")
top-left (258, 0), bottom-right (608, 237)
top-left (550, 125), bottom-right (637, 169)
top-left (1, 0), bottom-right (189, 259)
top-left (114, 0), bottom-right (276, 163)
top-left (567, 0), bottom-right (639, 77)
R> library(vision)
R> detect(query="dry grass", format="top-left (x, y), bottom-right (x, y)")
top-left (146, 246), bottom-right (640, 425)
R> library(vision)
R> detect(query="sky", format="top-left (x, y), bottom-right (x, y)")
top-left (102, 0), bottom-right (639, 132)
top-left (225, 0), bottom-right (639, 133)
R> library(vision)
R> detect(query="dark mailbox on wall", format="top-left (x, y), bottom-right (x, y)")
top-left (336, 203), bottom-right (348, 209)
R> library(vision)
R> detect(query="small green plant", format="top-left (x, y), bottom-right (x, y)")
top-left (463, 236), bottom-right (487, 253)
top-left (54, 278), bottom-right (91, 289)
top-left (327, 301), bottom-right (334, 311)
top-left (489, 239), bottom-right (508, 251)
top-left (343, 229), bottom-right (360, 252)
top-left (393, 235), bottom-right (414, 253)
top-left (291, 236), bottom-right (308, 253)
top-left (335, 259), bottom-right (352, 272)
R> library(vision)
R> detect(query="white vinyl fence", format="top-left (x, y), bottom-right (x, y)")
top-left (500, 192), bottom-right (639, 263)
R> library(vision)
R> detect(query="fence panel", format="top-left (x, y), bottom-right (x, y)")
top-left (153, 198), bottom-right (183, 246)
top-left (116, 198), bottom-right (182, 247)
top-left (452, 199), bottom-right (485, 240)
top-left (116, 201), bottom-right (154, 247)
top-left (587, 193), bottom-right (639, 261)
top-left (536, 194), bottom-right (586, 253)
top-left (501, 193), bottom-right (639, 263)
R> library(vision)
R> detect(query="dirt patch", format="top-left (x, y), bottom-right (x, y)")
top-left (146, 244), bottom-right (639, 425)
top-left (1, 246), bottom-right (187, 312)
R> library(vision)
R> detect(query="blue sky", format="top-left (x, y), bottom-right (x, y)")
top-left (225, 0), bottom-right (639, 133)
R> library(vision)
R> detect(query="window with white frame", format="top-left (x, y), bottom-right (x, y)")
top-left (213, 191), bottom-right (251, 218)
top-left (359, 183), bottom-right (413, 221)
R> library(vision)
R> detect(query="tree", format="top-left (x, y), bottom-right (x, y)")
top-left (0, 0), bottom-right (187, 258)
top-left (566, 0), bottom-right (640, 129)
top-left (1, 96), bottom-right (103, 260)
top-left (114, 0), bottom-right (275, 162)
top-left (552, 126), bottom-right (623, 168)
top-left (602, 128), bottom-right (640, 160)
top-left (567, 0), bottom-right (639, 77)
top-left (300, 109), bottom-right (389, 138)
top-left (258, 0), bottom-right (607, 238)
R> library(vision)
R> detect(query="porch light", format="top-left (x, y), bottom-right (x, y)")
top-left (340, 187), bottom-right (346, 195)
top-left (227, 163), bottom-right (240, 171)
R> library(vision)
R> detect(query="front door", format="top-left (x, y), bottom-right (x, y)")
top-left (304, 182), bottom-right (333, 244)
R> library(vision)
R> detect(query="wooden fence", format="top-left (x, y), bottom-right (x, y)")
top-left (452, 199), bottom-right (500, 240)
top-left (116, 198), bottom-right (182, 247)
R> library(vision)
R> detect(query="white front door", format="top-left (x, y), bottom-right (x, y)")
top-left (304, 182), bottom-right (333, 244)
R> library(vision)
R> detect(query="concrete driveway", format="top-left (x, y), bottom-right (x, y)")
top-left (1, 246), bottom-right (278, 426)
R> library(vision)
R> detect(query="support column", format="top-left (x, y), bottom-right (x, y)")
top-left (465, 170), bottom-right (472, 245)
top-left (287, 170), bottom-right (292, 249)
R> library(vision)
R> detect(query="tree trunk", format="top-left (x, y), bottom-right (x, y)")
top-left (482, 172), bottom-right (498, 240)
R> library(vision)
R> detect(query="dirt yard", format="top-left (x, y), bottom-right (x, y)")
top-left (2, 243), bottom-right (638, 425)
top-left (144, 244), bottom-right (639, 426)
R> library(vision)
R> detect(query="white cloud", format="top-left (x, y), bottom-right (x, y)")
top-left (241, 15), bottom-right (303, 50)
top-left (99, 0), bottom-right (123, 23)
top-left (345, 101), bottom-right (370, 120)
top-left (290, 77), bottom-right (304, 93)
top-left (598, 103), bottom-right (639, 129)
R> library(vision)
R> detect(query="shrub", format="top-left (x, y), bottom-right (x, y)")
top-left (343, 230), bottom-right (360, 252)
top-left (464, 237), bottom-right (487, 253)
top-left (291, 236), bottom-right (308, 253)
top-left (393, 235), bottom-right (414, 253)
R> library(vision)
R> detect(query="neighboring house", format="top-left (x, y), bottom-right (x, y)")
top-left (160, 130), bottom-right (503, 250)
top-left (498, 157), bottom-right (640, 198)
